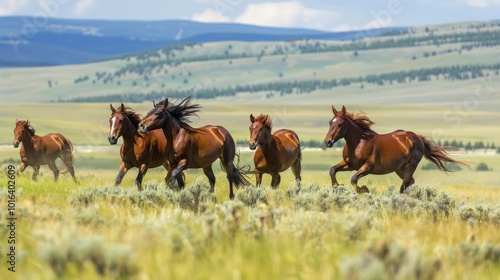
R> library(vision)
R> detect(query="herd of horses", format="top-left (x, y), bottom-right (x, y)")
top-left (12, 97), bottom-right (468, 200)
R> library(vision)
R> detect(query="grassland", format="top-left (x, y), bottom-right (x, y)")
top-left (1, 20), bottom-right (500, 279)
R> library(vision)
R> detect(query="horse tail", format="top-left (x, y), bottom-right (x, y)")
top-left (222, 131), bottom-right (251, 188)
top-left (419, 135), bottom-right (469, 172)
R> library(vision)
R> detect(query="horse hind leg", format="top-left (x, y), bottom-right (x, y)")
top-left (203, 166), bottom-right (216, 193)
top-left (32, 166), bottom-right (40, 181)
top-left (291, 158), bottom-right (302, 186)
top-left (61, 152), bottom-right (77, 183)
top-left (396, 164), bottom-right (416, 194)
top-left (48, 161), bottom-right (60, 181)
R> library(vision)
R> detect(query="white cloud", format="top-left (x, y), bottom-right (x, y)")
top-left (466, 0), bottom-right (500, 7)
top-left (234, 1), bottom-right (339, 30)
top-left (75, 0), bottom-right (96, 16)
top-left (0, 0), bottom-right (28, 16)
top-left (191, 8), bottom-right (230, 23)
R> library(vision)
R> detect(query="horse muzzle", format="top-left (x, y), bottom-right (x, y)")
top-left (108, 136), bottom-right (118, 145)
top-left (325, 139), bottom-right (334, 148)
top-left (13, 141), bottom-right (19, 148)
top-left (249, 141), bottom-right (258, 150)
top-left (138, 124), bottom-right (147, 133)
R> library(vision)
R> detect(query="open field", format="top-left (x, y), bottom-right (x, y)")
top-left (1, 20), bottom-right (499, 280)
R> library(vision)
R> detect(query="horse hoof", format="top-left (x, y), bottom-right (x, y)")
top-left (356, 186), bottom-right (370, 194)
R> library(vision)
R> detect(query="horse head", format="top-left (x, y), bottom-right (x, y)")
top-left (108, 103), bottom-right (127, 145)
top-left (324, 105), bottom-right (347, 148)
top-left (13, 119), bottom-right (31, 148)
top-left (248, 114), bottom-right (272, 150)
top-left (138, 99), bottom-right (168, 133)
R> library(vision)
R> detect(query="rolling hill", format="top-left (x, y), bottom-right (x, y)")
top-left (0, 16), bottom-right (398, 66)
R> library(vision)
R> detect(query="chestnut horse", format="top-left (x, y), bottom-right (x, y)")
top-left (108, 103), bottom-right (180, 191)
top-left (324, 105), bottom-right (468, 194)
top-left (13, 120), bottom-right (77, 182)
top-left (138, 97), bottom-right (250, 200)
top-left (248, 114), bottom-right (302, 188)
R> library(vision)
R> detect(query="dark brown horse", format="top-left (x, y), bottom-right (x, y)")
top-left (108, 103), bottom-right (177, 190)
top-left (324, 105), bottom-right (468, 193)
top-left (13, 120), bottom-right (77, 182)
top-left (248, 114), bottom-right (302, 188)
top-left (138, 97), bottom-right (250, 200)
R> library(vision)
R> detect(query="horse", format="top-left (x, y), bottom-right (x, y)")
top-left (13, 119), bottom-right (77, 182)
top-left (323, 105), bottom-right (469, 194)
top-left (137, 97), bottom-right (250, 200)
top-left (108, 103), bottom-right (181, 191)
top-left (248, 114), bottom-right (302, 188)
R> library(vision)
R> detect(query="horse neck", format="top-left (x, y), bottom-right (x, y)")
top-left (162, 116), bottom-right (182, 154)
top-left (344, 118), bottom-right (365, 148)
top-left (258, 128), bottom-right (279, 158)
top-left (120, 118), bottom-right (140, 145)
top-left (20, 130), bottom-right (36, 151)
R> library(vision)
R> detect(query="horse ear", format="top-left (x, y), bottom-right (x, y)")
top-left (110, 104), bottom-right (116, 113)
top-left (161, 99), bottom-right (168, 110)
top-left (332, 105), bottom-right (337, 115)
top-left (153, 100), bottom-right (157, 107)
top-left (120, 103), bottom-right (125, 112)
top-left (26, 119), bottom-right (30, 125)
top-left (250, 114), bottom-right (255, 123)
top-left (341, 105), bottom-right (347, 116)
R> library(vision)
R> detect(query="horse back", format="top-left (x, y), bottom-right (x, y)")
top-left (38, 133), bottom-right (74, 153)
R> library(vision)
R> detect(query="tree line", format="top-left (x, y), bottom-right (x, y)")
top-left (62, 62), bottom-right (500, 102)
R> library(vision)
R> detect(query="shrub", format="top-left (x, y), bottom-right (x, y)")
top-left (475, 162), bottom-right (490, 171)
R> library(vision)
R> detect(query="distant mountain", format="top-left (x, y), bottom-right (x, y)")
top-left (0, 16), bottom-right (402, 67)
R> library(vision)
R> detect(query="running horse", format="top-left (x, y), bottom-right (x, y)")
top-left (138, 97), bottom-right (250, 200)
top-left (248, 114), bottom-right (302, 188)
top-left (108, 103), bottom-right (180, 190)
top-left (13, 120), bottom-right (77, 182)
top-left (324, 105), bottom-right (468, 193)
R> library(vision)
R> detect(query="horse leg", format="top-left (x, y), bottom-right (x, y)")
top-left (171, 159), bottom-right (187, 189)
top-left (396, 163), bottom-right (417, 194)
top-left (135, 164), bottom-right (148, 191)
top-left (18, 162), bottom-right (26, 176)
top-left (32, 165), bottom-right (40, 181)
top-left (48, 161), bottom-right (59, 182)
top-left (330, 160), bottom-right (352, 187)
top-left (350, 164), bottom-right (373, 194)
top-left (203, 166), bottom-right (216, 193)
top-left (270, 173), bottom-right (281, 189)
top-left (114, 162), bottom-right (128, 187)
top-left (291, 158), bottom-right (302, 186)
top-left (255, 171), bottom-right (263, 187)
top-left (61, 152), bottom-right (77, 183)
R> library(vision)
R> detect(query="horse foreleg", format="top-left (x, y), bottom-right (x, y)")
top-left (255, 171), bottom-right (263, 187)
top-left (330, 160), bottom-right (352, 187)
top-left (48, 161), bottom-right (59, 181)
top-left (18, 162), bottom-right (26, 177)
top-left (114, 162), bottom-right (128, 187)
top-left (171, 159), bottom-right (187, 189)
top-left (136, 164), bottom-right (148, 191)
top-left (270, 173), bottom-right (281, 189)
top-left (350, 164), bottom-right (373, 194)
top-left (32, 166), bottom-right (40, 181)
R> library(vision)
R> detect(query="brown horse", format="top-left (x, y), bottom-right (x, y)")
top-left (324, 105), bottom-right (468, 194)
top-left (108, 103), bottom-right (178, 191)
top-left (138, 97), bottom-right (250, 200)
top-left (248, 114), bottom-right (302, 188)
top-left (13, 120), bottom-right (77, 182)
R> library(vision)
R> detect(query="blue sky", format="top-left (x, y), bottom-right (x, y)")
top-left (1, 0), bottom-right (499, 31)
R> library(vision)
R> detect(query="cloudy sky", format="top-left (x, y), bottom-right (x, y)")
top-left (1, 0), bottom-right (499, 31)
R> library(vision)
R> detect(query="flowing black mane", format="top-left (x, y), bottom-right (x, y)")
top-left (346, 111), bottom-right (375, 131)
top-left (153, 97), bottom-right (201, 131)
top-left (123, 108), bottom-right (142, 129)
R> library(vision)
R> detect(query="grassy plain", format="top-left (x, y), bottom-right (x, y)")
top-left (1, 21), bottom-right (500, 279)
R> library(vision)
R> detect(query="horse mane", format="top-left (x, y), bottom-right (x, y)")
top-left (346, 111), bottom-right (375, 130)
top-left (155, 97), bottom-right (201, 131)
top-left (26, 124), bottom-right (36, 136)
top-left (254, 114), bottom-right (272, 130)
top-left (122, 108), bottom-right (142, 129)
